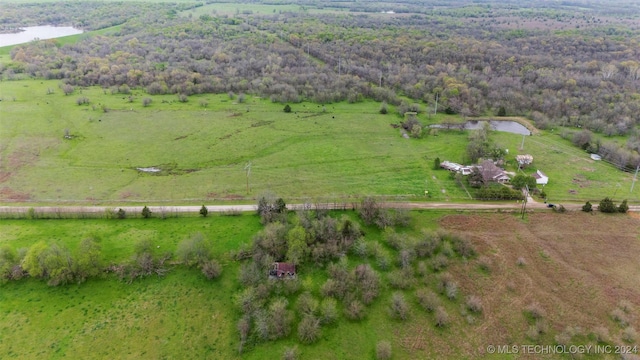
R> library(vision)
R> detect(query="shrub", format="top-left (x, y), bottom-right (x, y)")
top-left (379, 101), bottom-right (388, 114)
top-left (445, 282), bottom-right (458, 300)
top-left (416, 288), bottom-right (440, 312)
top-left (297, 292), bottom-right (319, 316)
top-left (611, 308), bottom-right (630, 327)
top-left (451, 235), bottom-right (476, 258)
top-left (270, 298), bottom-right (292, 339)
top-left (477, 255), bottom-right (492, 273)
top-left (516, 257), bottom-right (527, 266)
top-left (141, 206), bottom-right (152, 218)
top-left (619, 199), bottom-right (629, 213)
top-left (622, 327), bottom-right (637, 343)
top-left (320, 298), bottom-right (338, 325)
top-left (417, 261), bottom-right (428, 277)
top-left (283, 104), bottom-right (292, 113)
top-left (359, 197), bottom-right (380, 225)
top-left (440, 241), bottom-right (455, 258)
top-left (376, 341), bottom-right (392, 360)
top-left (376, 254), bottom-right (390, 271)
top-left (178, 94), bottom-right (188, 103)
top-left (142, 97), bottom-right (152, 107)
top-left (297, 316), bottom-right (321, 344)
top-left (526, 303), bottom-right (546, 320)
top-left (352, 238), bottom-right (368, 258)
top-left (199, 205), bottom-right (208, 217)
top-left (618, 300), bottom-right (634, 313)
top-left (466, 295), bottom-right (483, 313)
top-left (582, 201), bottom-right (593, 212)
top-left (282, 346), bottom-right (299, 360)
top-left (388, 270), bottom-right (414, 290)
top-left (431, 253), bottom-right (449, 272)
top-left (553, 204), bottom-right (567, 213)
top-left (526, 319), bottom-right (548, 341)
top-left (389, 292), bottom-right (410, 321)
top-left (435, 306), bottom-right (449, 327)
top-left (201, 259), bottom-right (222, 280)
top-left (591, 326), bottom-right (610, 343)
top-left (599, 197), bottom-right (617, 213)
top-left (117, 208), bottom-right (126, 219)
top-left (344, 300), bottom-right (366, 321)
top-left (415, 232), bottom-right (440, 258)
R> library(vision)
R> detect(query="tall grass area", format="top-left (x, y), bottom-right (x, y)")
top-left (0, 80), bottom-right (471, 204)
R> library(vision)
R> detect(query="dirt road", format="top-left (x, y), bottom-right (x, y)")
top-left (0, 199), bottom-right (593, 216)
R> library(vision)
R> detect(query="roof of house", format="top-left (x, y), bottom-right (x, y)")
top-left (532, 170), bottom-right (548, 179)
top-left (273, 262), bottom-right (296, 274)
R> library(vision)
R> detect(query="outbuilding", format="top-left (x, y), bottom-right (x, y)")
top-left (532, 170), bottom-right (548, 185)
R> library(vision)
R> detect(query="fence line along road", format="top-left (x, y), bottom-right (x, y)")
top-left (0, 200), bottom-right (603, 216)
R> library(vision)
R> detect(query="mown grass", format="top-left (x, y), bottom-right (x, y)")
top-left (0, 79), bottom-right (473, 204)
top-left (493, 131), bottom-right (640, 203)
top-left (2, 79), bottom-right (638, 204)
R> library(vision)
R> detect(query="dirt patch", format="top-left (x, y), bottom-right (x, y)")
top-left (437, 212), bottom-right (640, 354)
top-left (251, 120), bottom-right (274, 127)
top-left (0, 171), bottom-right (12, 183)
top-left (222, 194), bottom-right (244, 200)
top-left (0, 187), bottom-right (31, 201)
top-left (119, 191), bottom-right (138, 200)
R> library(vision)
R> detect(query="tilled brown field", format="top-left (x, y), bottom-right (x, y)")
top-left (407, 212), bottom-right (640, 359)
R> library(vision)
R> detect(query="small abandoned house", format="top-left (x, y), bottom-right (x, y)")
top-left (440, 160), bottom-right (474, 175)
top-left (269, 262), bottom-right (296, 279)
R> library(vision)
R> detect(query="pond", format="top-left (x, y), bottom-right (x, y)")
top-left (0, 26), bottom-right (84, 47)
top-left (431, 120), bottom-right (532, 135)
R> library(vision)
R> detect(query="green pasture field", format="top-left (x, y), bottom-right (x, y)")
top-left (182, 3), bottom-right (334, 17)
top-left (0, 211), bottom-right (452, 360)
top-left (0, 79), bottom-right (472, 205)
top-left (1, 78), bottom-right (638, 205)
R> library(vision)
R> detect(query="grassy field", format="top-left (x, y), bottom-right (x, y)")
top-left (0, 79), bottom-right (473, 205)
top-left (1, 211), bottom-right (638, 359)
top-left (492, 131), bottom-right (640, 203)
top-left (1, 78), bottom-right (639, 205)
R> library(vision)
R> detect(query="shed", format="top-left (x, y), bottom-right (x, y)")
top-left (532, 170), bottom-right (548, 185)
top-left (269, 262), bottom-right (296, 279)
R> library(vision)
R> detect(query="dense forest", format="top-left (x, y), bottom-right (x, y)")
top-left (4, 0), bottom-right (640, 167)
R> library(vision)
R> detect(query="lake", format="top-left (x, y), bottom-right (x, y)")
top-left (0, 26), bottom-right (83, 47)
top-left (431, 120), bottom-right (532, 135)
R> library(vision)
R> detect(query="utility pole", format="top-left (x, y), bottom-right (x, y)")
top-left (244, 162), bottom-right (252, 194)
top-left (631, 165), bottom-right (640, 193)
top-left (520, 134), bottom-right (525, 150)
top-left (521, 185), bottom-right (529, 219)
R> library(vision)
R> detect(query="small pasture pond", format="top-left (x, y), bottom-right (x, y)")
top-left (431, 120), bottom-right (532, 135)
top-left (0, 26), bottom-right (84, 47)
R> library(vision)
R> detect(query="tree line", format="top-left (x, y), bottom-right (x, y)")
top-left (3, 1), bottom-right (640, 151)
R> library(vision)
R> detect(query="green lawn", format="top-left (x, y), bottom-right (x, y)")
top-left (493, 131), bottom-right (640, 203)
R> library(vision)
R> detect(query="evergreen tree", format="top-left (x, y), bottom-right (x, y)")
top-left (199, 205), bottom-right (208, 217)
